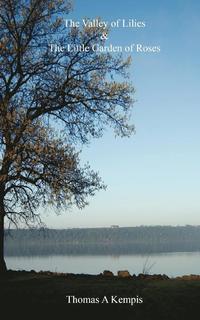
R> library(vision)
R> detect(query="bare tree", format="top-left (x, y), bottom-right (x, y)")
top-left (0, 0), bottom-right (135, 272)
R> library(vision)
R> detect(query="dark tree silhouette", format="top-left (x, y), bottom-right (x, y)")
top-left (0, 0), bottom-right (135, 272)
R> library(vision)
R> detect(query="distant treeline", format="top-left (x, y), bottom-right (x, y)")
top-left (4, 226), bottom-right (200, 256)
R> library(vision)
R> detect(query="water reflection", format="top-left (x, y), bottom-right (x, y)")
top-left (5, 252), bottom-right (200, 277)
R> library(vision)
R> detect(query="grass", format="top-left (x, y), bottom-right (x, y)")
top-left (1, 270), bottom-right (200, 318)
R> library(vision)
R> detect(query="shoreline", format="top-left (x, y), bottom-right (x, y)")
top-left (2, 268), bottom-right (200, 280)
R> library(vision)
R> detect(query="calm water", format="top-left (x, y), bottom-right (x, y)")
top-left (5, 252), bottom-right (200, 277)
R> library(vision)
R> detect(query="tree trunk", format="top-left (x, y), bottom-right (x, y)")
top-left (0, 203), bottom-right (7, 273)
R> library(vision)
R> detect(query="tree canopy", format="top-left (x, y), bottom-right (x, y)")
top-left (0, 0), bottom-right (135, 229)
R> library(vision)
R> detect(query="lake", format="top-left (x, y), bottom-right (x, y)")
top-left (5, 252), bottom-right (200, 277)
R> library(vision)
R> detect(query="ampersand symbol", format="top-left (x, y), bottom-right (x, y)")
top-left (100, 32), bottom-right (108, 40)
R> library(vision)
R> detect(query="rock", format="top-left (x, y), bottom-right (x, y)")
top-left (176, 274), bottom-right (200, 280)
top-left (103, 270), bottom-right (114, 277)
top-left (117, 270), bottom-right (131, 278)
top-left (137, 273), bottom-right (147, 280)
top-left (161, 274), bottom-right (170, 280)
top-left (137, 273), bottom-right (169, 280)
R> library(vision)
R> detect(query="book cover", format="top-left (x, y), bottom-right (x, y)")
top-left (0, 0), bottom-right (200, 318)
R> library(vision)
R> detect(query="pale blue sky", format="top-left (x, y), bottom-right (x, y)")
top-left (44, 0), bottom-right (200, 228)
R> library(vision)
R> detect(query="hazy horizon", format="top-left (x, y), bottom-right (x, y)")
top-left (6, 224), bottom-right (200, 230)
